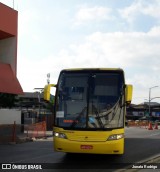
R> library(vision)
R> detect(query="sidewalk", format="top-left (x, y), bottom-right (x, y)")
top-left (16, 130), bottom-right (53, 143)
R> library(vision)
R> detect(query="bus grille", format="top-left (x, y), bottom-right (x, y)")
top-left (68, 136), bottom-right (106, 142)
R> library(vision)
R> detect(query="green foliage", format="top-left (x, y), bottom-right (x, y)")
top-left (45, 94), bottom-right (55, 112)
top-left (0, 93), bottom-right (16, 108)
top-left (50, 94), bottom-right (55, 104)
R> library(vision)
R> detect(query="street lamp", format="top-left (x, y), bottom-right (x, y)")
top-left (149, 86), bottom-right (159, 115)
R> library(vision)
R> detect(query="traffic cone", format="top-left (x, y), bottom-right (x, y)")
top-left (154, 122), bottom-right (158, 130)
top-left (148, 122), bottom-right (153, 130)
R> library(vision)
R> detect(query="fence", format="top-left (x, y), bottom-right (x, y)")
top-left (24, 121), bottom-right (46, 138)
top-left (0, 121), bottom-right (47, 143)
top-left (127, 120), bottom-right (160, 130)
top-left (127, 120), bottom-right (149, 128)
top-left (0, 122), bottom-right (21, 143)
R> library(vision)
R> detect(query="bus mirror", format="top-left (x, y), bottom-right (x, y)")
top-left (125, 84), bottom-right (133, 105)
top-left (44, 84), bottom-right (56, 101)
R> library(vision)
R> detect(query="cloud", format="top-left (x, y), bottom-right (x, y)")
top-left (73, 6), bottom-right (113, 25)
top-left (119, 1), bottom-right (142, 23)
top-left (129, 73), bottom-right (160, 104)
top-left (81, 28), bottom-right (160, 69)
top-left (119, 0), bottom-right (160, 24)
top-left (140, 0), bottom-right (160, 19)
top-left (17, 26), bottom-right (160, 104)
top-left (18, 8), bottom-right (41, 38)
top-left (2, 0), bottom-right (160, 105)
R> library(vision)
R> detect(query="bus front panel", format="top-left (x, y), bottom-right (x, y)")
top-left (54, 127), bottom-right (124, 154)
top-left (54, 69), bottom-right (125, 154)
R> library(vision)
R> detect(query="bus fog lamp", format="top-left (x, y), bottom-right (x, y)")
top-left (107, 134), bottom-right (124, 141)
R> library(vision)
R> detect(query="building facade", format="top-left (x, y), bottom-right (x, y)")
top-left (0, 3), bottom-right (23, 95)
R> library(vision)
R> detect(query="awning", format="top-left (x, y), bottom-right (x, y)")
top-left (0, 63), bottom-right (23, 95)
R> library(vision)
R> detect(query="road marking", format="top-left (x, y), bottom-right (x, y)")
top-left (149, 133), bottom-right (160, 137)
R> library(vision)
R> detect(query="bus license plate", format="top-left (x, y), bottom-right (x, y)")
top-left (80, 145), bottom-right (93, 149)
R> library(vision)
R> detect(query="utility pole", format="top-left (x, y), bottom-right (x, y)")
top-left (47, 73), bottom-right (50, 85)
top-left (149, 86), bottom-right (158, 115)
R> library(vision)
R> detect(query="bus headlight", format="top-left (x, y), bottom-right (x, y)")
top-left (54, 132), bottom-right (67, 139)
top-left (107, 134), bottom-right (124, 141)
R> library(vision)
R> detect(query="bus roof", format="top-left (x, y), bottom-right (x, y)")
top-left (60, 68), bottom-right (124, 72)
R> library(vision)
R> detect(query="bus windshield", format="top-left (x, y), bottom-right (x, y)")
top-left (55, 70), bottom-right (125, 130)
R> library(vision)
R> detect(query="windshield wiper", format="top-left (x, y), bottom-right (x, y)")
top-left (92, 105), bottom-right (104, 128)
top-left (70, 107), bottom-right (87, 128)
top-left (98, 96), bottom-right (123, 127)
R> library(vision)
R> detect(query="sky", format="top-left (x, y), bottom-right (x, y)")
top-left (1, 0), bottom-right (160, 104)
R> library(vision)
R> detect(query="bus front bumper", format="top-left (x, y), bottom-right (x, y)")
top-left (54, 137), bottom-right (124, 154)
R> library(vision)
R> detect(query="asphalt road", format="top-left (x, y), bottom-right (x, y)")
top-left (0, 127), bottom-right (160, 172)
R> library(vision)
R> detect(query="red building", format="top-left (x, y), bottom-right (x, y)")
top-left (0, 3), bottom-right (23, 94)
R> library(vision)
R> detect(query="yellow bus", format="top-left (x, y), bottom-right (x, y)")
top-left (44, 68), bottom-right (132, 154)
